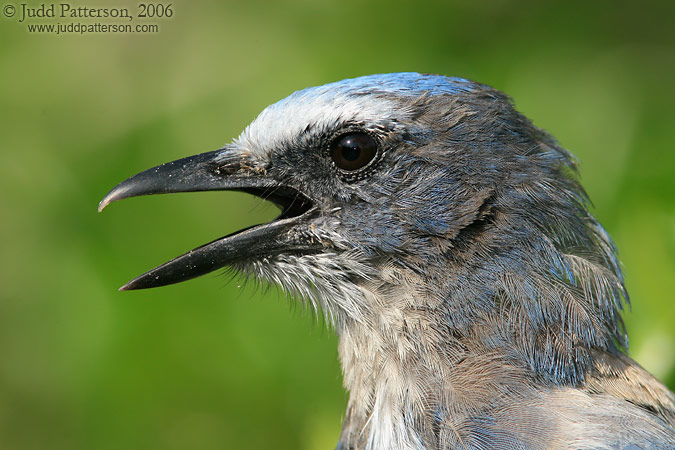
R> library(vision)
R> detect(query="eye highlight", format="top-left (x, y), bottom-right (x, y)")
top-left (329, 132), bottom-right (378, 172)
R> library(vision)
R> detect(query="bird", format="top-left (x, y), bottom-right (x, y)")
top-left (99, 73), bottom-right (675, 449)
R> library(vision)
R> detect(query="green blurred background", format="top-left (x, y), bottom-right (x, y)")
top-left (1, 0), bottom-right (674, 448)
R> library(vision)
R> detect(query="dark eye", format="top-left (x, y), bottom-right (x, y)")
top-left (330, 132), bottom-right (378, 171)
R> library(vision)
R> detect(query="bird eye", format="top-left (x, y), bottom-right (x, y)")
top-left (330, 132), bottom-right (378, 172)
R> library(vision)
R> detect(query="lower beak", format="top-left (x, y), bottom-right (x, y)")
top-left (99, 149), bottom-right (317, 291)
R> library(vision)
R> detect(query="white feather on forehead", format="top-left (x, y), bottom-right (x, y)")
top-left (229, 73), bottom-right (472, 159)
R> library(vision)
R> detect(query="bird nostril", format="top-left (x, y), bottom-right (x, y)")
top-left (213, 162), bottom-right (241, 176)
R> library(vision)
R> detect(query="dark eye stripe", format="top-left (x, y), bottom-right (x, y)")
top-left (330, 132), bottom-right (378, 172)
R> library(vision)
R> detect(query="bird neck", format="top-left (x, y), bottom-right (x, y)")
top-left (334, 297), bottom-right (531, 450)
top-left (336, 307), bottom-right (442, 450)
top-left (332, 240), bottom-right (626, 449)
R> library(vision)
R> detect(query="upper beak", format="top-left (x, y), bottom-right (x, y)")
top-left (99, 149), bottom-right (317, 291)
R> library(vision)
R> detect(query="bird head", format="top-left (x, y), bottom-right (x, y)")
top-left (100, 73), bottom-right (628, 384)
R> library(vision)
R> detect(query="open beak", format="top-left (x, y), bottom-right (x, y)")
top-left (99, 149), bottom-right (317, 291)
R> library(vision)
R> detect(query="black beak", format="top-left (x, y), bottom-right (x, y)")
top-left (99, 149), bottom-right (317, 291)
